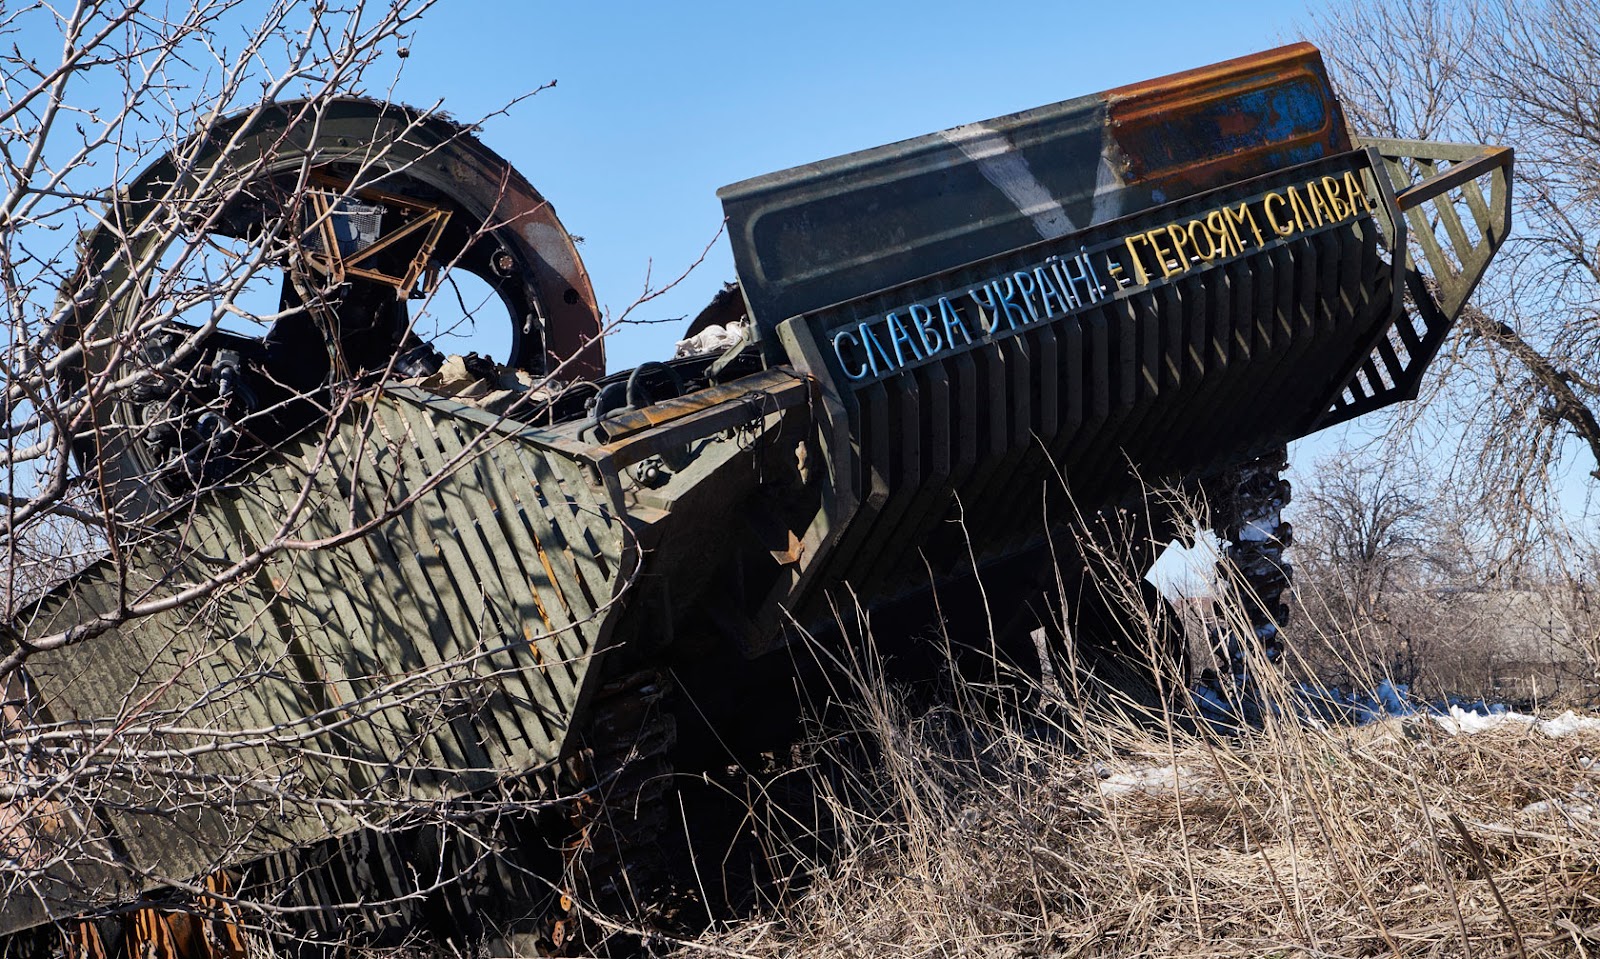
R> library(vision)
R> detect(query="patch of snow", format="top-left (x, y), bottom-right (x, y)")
top-left (1096, 764), bottom-right (1208, 799)
top-left (1432, 706), bottom-right (1600, 738)
top-left (1519, 797), bottom-right (1599, 822)
top-left (1193, 676), bottom-right (1600, 739)
top-left (1540, 710), bottom-right (1600, 738)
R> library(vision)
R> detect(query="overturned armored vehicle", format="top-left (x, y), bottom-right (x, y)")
top-left (1, 42), bottom-right (1509, 956)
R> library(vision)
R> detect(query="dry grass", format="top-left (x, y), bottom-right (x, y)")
top-left (675, 633), bottom-right (1600, 959)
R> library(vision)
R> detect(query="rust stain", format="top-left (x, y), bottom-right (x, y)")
top-left (1104, 41), bottom-right (1322, 103)
top-left (1105, 42), bottom-right (1351, 197)
top-left (533, 543), bottom-right (573, 620)
top-left (522, 623), bottom-right (546, 666)
top-left (595, 368), bottom-right (812, 443)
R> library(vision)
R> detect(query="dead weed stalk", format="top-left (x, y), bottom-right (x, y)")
top-left (678, 565), bottom-right (1600, 958)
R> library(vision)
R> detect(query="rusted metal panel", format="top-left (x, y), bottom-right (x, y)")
top-left (720, 42), bottom-right (1352, 336)
top-left (587, 370), bottom-right (812, 472)
top-left (591, 367), bottom-right (810, 443)
top-left (1105, 42), bottom-right (1350, 194)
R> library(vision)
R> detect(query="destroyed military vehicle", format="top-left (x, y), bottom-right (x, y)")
top-left (0, 42), bottom-right (1510, 957)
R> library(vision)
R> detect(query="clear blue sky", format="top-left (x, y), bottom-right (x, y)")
top-left (381, 0), bottom-right (1316, 370)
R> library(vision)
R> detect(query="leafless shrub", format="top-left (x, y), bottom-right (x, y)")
top-left (1306, 0), bottom-right (1600, 553)
top-left (1287, 448), bottom-right (1600, 704)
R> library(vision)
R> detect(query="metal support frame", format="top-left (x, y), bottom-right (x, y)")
top-left (301, 171), bottom-right (453, 295)
top-left (1317, 138), bottom-right (1513, 428)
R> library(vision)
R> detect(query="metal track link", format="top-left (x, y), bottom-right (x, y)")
top-left (551, 668), bottom-right (681, 954)
top-left (1208, 446), bottom-right (1294, 677)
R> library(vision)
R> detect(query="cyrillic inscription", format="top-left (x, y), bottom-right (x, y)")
top-left (830, 168), bottom-right (1374, 383)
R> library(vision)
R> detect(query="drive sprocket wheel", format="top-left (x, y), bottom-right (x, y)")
top-left (57, 98), bottom-right (602, 517)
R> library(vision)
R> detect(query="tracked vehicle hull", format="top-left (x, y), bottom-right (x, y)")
top-left (2, 43), bottom-right (1510, 954)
